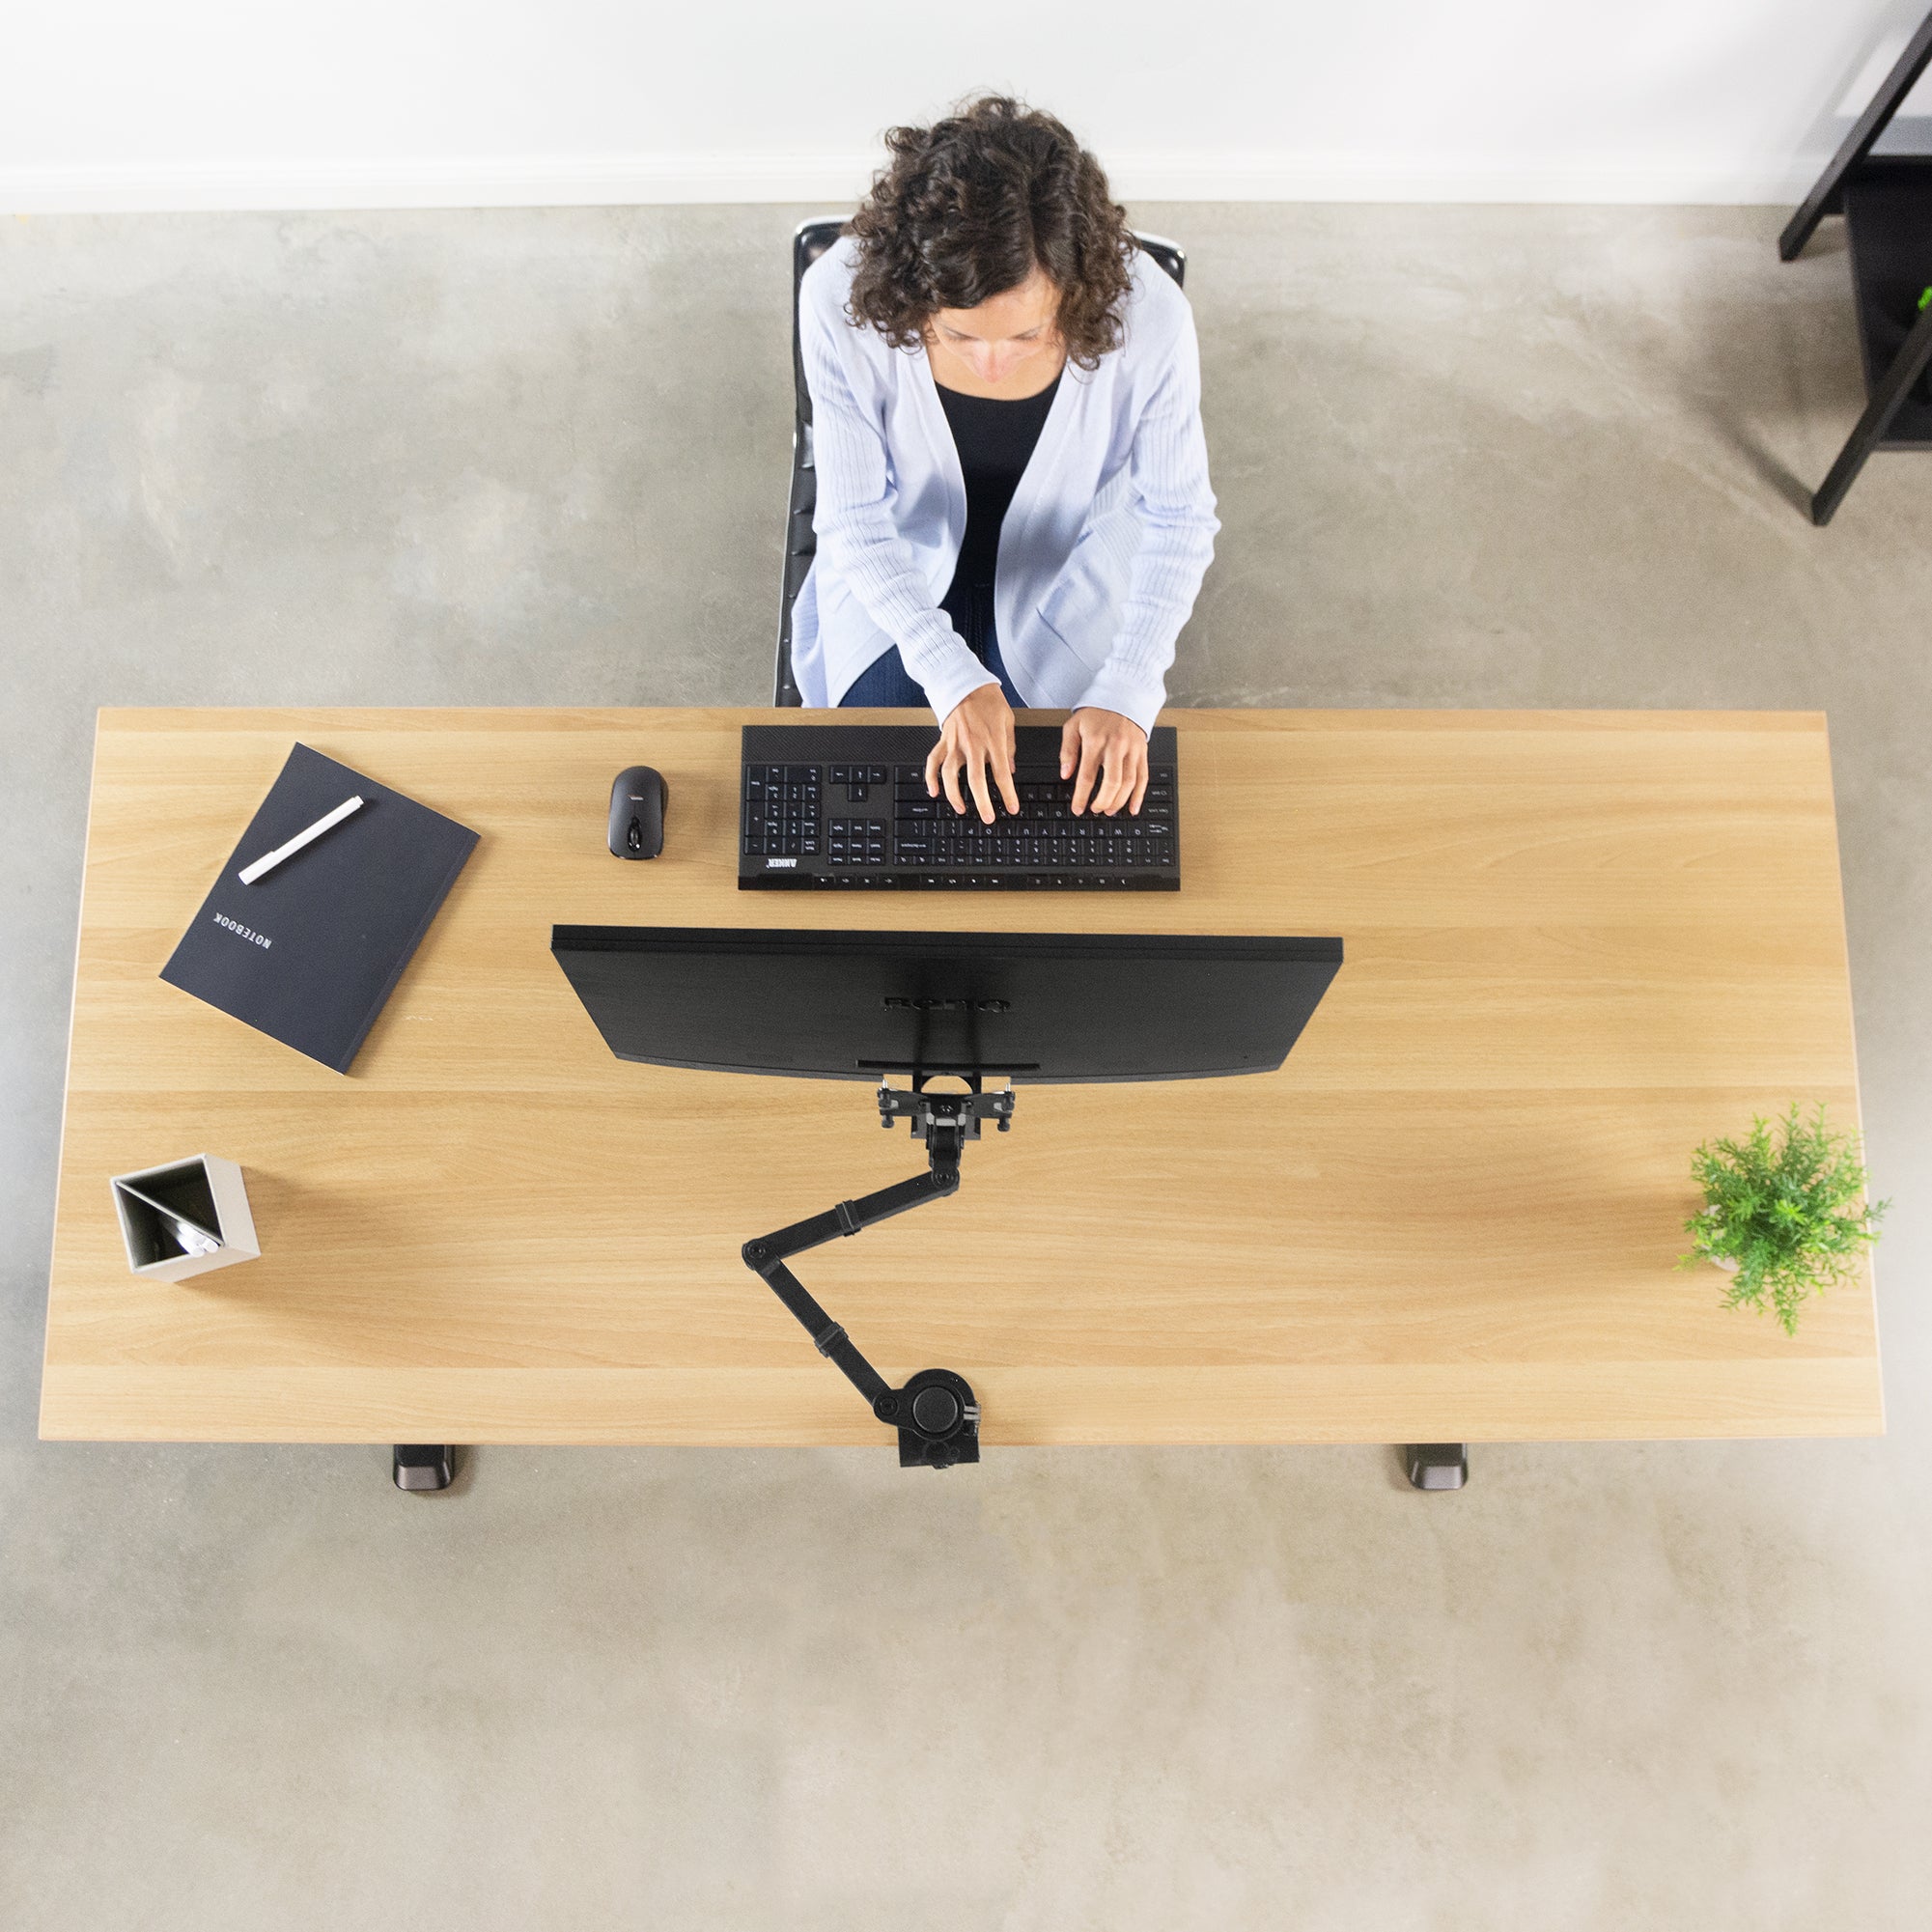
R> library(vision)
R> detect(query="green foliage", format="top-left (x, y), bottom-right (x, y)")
top-left (1679, 1106), bottom-right (1886, 1336)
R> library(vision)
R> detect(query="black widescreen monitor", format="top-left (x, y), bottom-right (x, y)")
top-left (548, 924), bottom-right (1343, 1469)
top-left (549, 927), bottom-right (1343, 1084)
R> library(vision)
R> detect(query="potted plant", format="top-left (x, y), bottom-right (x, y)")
top-left (1679, 1105), bottom-right (1886, 1336)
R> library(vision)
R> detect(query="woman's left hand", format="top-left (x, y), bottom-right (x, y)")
top-left (1060, 708), bottom-right (1149, 816)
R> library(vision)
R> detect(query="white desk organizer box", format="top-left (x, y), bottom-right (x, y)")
top-left (110, 1155), bottom-right (261, 1281)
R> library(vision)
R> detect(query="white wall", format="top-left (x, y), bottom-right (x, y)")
top-left (5, 0), bottom-right (1931, 211)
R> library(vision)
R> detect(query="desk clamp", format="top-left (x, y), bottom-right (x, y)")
top-left (742, 1078), bottom-right (1014, 1469)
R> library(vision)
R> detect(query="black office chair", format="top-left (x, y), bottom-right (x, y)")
top-left (772, 221), bottom-right (1187, 706)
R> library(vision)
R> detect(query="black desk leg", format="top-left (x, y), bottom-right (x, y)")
top-left (393, 1444), bottom-right (457, 1492)
top-left (1403, 1443), bottom-right (1469, 1491)
top-left (1812, 298), bottom-right (1932, 524)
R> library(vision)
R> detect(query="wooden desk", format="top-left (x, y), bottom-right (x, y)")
top-left (42, 708), bottom-right (1881, 1446)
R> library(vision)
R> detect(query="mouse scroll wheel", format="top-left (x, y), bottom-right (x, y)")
top-left (627, 817), bottom-right (643, 851)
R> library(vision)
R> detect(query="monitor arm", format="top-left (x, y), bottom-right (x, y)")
top-left (741, 1079), bottom-right (1015, 1469)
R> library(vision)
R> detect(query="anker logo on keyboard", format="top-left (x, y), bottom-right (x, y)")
top-left (883, 996), bottom-right (1011, 1014)
top-left (765, 856), bottom-right (798, 868)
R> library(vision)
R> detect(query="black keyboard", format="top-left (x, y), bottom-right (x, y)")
top-left (739, 723), bottom-right (1181, 890)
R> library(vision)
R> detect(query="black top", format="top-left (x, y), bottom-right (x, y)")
top-left (937, 375), bottom-right (1061, 621)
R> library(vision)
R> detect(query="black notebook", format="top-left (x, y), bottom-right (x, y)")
top-left (160, 742), bottom-right (479, 1074)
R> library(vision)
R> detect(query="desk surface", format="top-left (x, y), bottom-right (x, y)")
top-left (42, 707), bottom-right (1882, 1445)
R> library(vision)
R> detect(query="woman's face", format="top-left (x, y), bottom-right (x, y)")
top-left (926, 267), bottom-right (1062, 384)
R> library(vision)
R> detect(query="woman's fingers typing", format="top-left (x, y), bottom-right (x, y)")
top-left (1062, 708), bottom-right (1148, 816)
top-left (930, 686), bottom-right (1019, 825)
top-left (1070, 733), bottom-right (1104, 816)
top-left (929, 698), bottom-right (1154, 826)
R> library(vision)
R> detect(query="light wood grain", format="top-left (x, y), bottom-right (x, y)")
top-left (42, 707), bottom-right (1882, 1443)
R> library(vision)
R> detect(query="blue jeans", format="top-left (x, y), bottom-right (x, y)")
top-left (839, 582), bottom-right (1023, 710)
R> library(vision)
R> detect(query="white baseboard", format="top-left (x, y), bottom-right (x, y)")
top-left (0, 150), bottom-right (1827, 215)
top-left (1105, 153), bottom-right (1824, 207)
top-left (0, 154), bottom-right (882, 213)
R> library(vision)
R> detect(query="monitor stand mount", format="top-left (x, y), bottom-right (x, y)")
top-left (742, 1077), bottom-right (1015, 1469)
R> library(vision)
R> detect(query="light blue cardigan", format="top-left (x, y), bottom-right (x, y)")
top-left (789, 237), bottom-right (1219, 734)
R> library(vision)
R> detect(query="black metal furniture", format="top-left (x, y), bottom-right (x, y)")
top-left (773, 221), bottom-right (1188, 705)
top-left (1782, 8), bottom-right (1932, 524)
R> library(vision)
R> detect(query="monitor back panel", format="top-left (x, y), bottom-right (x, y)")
top-left (549, 927), bottom-right (1342, 1082)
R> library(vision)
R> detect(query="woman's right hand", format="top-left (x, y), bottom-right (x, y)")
top-left (926, 685), bottom-right (1020, 825)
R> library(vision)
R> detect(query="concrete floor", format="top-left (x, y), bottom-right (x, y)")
top-left (2, 204), bottom-right (1927, 1927)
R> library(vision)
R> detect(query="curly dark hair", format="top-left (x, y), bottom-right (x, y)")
top-left (845, 96), bottom-right (1136, 372)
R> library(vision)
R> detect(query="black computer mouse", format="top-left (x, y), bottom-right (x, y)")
top-left (608, 767), bottom-right (667, 859)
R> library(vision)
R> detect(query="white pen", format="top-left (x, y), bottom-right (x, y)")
top-left (238, 796), bottom-right (365, 884)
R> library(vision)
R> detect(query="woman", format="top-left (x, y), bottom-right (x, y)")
top-left (789, 96), bottom-right (1218, 825)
